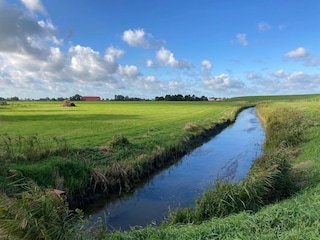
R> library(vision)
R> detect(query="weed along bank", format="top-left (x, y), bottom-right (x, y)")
top-left (84, 107), bottom-right (265, 231)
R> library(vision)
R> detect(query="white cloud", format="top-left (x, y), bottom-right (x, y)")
top-left (146, 59), bottom-right (153, 67)
top-left (122, 28), bottom-right (165, 49)
top-left (21, 0), bottom-right (46, 14)
top-left (269, 69), bottom-right (286, 78)
top-left (38, 20), bottom-right (63, 45)
top-left (104, 46), bottom-right (124, 62)
top-left (201, 60), bottom-right (212, 72)
top-left (156, 47), bottom-right (192, 69)
top-left (249, 70), bottom-right (320, 94)
top-left (284, 47), bottom-right (308, 60)
top-left (118, 65), bottom-right (140, 78)
top-left (168, 80), bottom-right (184, 91)
top-left (122, 28), bottom-right (150, 48)
top-left (258, 22), bottom-right (272, 32)
top-left (69, 45), bottom-right (103, 73)
top-left (247, 72), bottom-right (262, 80)
top-left (136, 75), bottom-right (166, 92)
top-left (202, 74), bottom-right (245, 91)
top-left (156, 47), bottom-right (178, 67)
top-left (232, 33), bottom-right (248, 47)
top-left (304, 55), bottom-right (320, 67)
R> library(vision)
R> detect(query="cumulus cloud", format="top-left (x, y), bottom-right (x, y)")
top-left (135, 75), bottom-right (166, 92)
top-left (247, 72), bottom-right (262, 80)
top-left (146, 59), bottom-right (153, 67)
top-left (283, 47), bottom-right (320, 67)
top-left (0, 4), bottom-right (44, 53)
top-left (69, 45), bottom-right (106, 75)
top-left (269, 69), bottom-right (287, 78)
top-left (232, 33), bottom-right (248, 47)
top-left (277, 71), bottom-right (320, 91)
top-left (201, 60), bottom-right (212, 72)
top-left (122, 28), bottom-right (150, 48)
top-left (284, 47), bottom-right (308, 60)
top-left (118, 65), bottom-right (141, 78)
top-left (104, 46), bottom-right (124, 65)
top-left (258, 22), bottom-right (272, 32)
top-left (248, 70), bottom-right (320, 95)
top-left (21, 0), bottom-right (46, 14)
top-left (305, 56), bottom-right (320, 66)
top-left (122, 28), bottom-right (164, 49)
top-left (202, 74), bottom-right (245, 91)
top-left (155, 47), bottom-right (192, 69)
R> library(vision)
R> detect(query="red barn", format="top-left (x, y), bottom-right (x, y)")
top-left (82, 96), bottom-right (101, 101)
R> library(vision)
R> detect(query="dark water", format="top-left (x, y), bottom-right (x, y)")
top-left (83, 107), bottom-right (265, 231)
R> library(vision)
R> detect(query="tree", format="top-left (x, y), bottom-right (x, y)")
top-left (70, 94), bottom-right (82, 101)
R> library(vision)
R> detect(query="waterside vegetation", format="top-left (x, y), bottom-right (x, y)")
top-left (1, 94), bottom-right (320, 239)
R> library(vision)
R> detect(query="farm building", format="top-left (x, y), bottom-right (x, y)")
top-left (82, 96), bottom-right (101, 101)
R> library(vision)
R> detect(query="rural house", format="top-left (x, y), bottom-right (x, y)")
top-left (81, 96), bottom-right (101, 101)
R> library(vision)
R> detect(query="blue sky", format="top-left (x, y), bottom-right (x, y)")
top-left (0, 0), bottom-right (319, 99)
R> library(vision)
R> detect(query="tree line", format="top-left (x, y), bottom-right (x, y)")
top-left (155, 94), bottom-right (208, 101)
top-left (1, 94), bottom-right (210, 102)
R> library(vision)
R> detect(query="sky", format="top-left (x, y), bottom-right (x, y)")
top-left (0, 0), bottom-right (319, 100)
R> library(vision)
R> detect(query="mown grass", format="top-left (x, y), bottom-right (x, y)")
top-left (0, 101), bottom-right (244, 148)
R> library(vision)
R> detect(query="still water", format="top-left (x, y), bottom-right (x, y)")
top-left (84, 107), bottom-right (265, 231)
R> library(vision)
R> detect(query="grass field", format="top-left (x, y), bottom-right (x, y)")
top-left (0, 100), bottom-right (248, 200)
top-left (0, 101), bottom-right (245, 148)
top-left (1, 94), bottom-right (320, 239)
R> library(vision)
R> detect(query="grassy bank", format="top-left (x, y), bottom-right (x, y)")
top-left (1, 95), bottom-right (320, 239)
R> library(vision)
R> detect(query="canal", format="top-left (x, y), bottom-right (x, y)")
top-left (83, 107), bottom-right (265, 231)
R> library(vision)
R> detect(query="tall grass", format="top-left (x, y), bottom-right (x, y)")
top-left (264, 107), bottom-right (311, 149)
top-left (0, 133), bottom-right (69, 163)
top-left (0, 173), bottom-right (85, 240)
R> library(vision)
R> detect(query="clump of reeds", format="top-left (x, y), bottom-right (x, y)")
top-left (109, 134), bottom-right (130, 149)
top-left (264, 107), bottom-right (312, 149)
top-left (0, 173), bottom-right (85, 240)
top-left (0, 133), bottom-right (70, 163)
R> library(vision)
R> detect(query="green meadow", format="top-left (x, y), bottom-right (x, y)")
top-left (0, 101), bottom-right (248, 200)
top-left (0, 101), bottom-right (244, 147)
top-left (2, 94), bottom-right (320, 239)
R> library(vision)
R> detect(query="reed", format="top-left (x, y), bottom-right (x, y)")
top-left (0, 173), bottom-right (85, 240)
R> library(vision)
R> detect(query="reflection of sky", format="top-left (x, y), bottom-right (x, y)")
top-left (85, 108), bottom-right (265, 231)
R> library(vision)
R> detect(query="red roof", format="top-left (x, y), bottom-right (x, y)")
top-left (82, 96), bottom-right (101, 101)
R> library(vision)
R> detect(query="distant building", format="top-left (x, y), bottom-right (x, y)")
top-left (208, 97), bottom-right (223, 102)
top-left (82, 96), bottom-right (101, 101)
